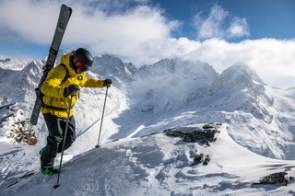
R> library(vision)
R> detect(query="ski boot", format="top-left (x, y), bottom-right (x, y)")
top-left (41, 166), bottom-right (59, 176)
top-left (40, 148), bottom-right (58, 176)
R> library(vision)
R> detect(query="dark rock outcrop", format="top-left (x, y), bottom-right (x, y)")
top-left (254, 172), bottom-right (290, 186)
top-left (164, 124), bottom-right (220, 146)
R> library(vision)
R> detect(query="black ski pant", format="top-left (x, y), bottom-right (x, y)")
top-left (41, 113), bottom-right (76, 166)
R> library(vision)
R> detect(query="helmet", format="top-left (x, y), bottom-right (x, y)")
top-left (72, 48), bottom-right (93, 73)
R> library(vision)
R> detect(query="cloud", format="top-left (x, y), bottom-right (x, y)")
top-left (194, 4), bottom-right (250, 39)
top-left (1, 1), bottom-right (295, 88)
top-left (194, 4), bottom-right (228, 39)
top-left (185, 39), bottom-right (295, 88)
top-left (0, 0), bottom-right (198, 65)
top-left (69, 0), bottom-right (150, 14)
top-left (227, 17), bottom-right (249, 37)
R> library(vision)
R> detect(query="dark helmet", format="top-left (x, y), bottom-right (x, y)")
top-left (72, 48), bottom-right (93, 73)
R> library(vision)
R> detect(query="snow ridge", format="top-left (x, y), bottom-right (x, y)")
top-left (1, 55), bottom-right (295, 195)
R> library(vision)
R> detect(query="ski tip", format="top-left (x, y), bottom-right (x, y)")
top-left (53, 184), bottom-right (60, 189)
top-left (61, 4), bottom-right (72, 15)
top-left (68, 7), bottom-right (73, 16)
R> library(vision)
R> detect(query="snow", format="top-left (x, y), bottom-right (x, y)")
top-left (1, 55), bottom-right (295, 195)
top-left (0, 57), bottom-right (30, 70)
top-left (3, 125), bottom-right (295, 196)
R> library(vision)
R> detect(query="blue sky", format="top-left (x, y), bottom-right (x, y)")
top-left (1, 0), bottom-right (295, 59)
top-left (1, 0), bottom-right (295, 88)
top-left (154, 0), bottom-right (295, 40)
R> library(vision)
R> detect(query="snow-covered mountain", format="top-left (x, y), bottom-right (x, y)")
top-left (130, 58), bottom-right (218, 112)
top-left (0, 58), bottom-right (11, 63)
top-left (116, 58), bottom-right (295, 160)
top-left (93, 54), bottom-right (137, 84)
top-left (0, 57), bottom-right (30, 70)
top-left (1, 55), bottom-right (295, 195)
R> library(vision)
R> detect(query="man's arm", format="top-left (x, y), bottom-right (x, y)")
top-left (82, 74), bottom-right (106, 88)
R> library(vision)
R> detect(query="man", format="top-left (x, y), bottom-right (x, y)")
top-left (39, 48), bottom-right (112, 176)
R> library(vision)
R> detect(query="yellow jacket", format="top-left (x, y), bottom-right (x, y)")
top-left (40, 52), bottom-right (105, 118)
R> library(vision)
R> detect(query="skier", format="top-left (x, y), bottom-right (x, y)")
top-left (39, 48), bottom-right (112, 176)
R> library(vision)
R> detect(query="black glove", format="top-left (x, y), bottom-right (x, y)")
top-left (104, 79), bottom-right (112, 87)
top-left (64, 85), bottom-right (80, 97)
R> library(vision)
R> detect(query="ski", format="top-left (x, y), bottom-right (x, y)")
top-left (30, 4), bottom-right (72, 125)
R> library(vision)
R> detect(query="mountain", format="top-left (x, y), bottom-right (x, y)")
top-left (125, 60), bottom-right (295, 160)
top-left (130, 58), bottom-right (218, 112)
top-left (0, 61), bottom-right (42, 107)
top-left (0, 58), bottom-right (11, 63)
top-left (0, 57), bottom-right (30, 70)
top-left (196, 64), bottom-right (273, 120)
top-left (1, 55), bottom-right (295, 195)
top-left (93, 54), bottom-right (137, 84)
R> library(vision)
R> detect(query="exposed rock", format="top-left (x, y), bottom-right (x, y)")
top-left (203, 124), bottom-right (218, 130)
top-left (4, 110), bottom-right (38, 145)
top-left (191, 153), bottom-right (210, 166)
top-left (0, 58), bottom-right (11, 63)
top-left (7, 120), bottom-right (37, 145)
top-left (254, 172), bottom-right (289, 186)
top-left (164, 126), bottom-right (219, 146)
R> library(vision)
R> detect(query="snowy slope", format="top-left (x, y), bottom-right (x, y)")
top-left (1, 55), bottom-right (295, 195)
top-left (2, 124), bottom-right (295, 196)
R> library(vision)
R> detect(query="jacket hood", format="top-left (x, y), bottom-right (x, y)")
top-left (60, 52), bottom-right (77, 77)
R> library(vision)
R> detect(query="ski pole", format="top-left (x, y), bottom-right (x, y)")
top-left (53, 95), bottom-right (73, 189)
top-left (95, 86), bottom-right (109, 148)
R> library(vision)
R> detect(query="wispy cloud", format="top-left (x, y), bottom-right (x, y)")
top-left (194, 4), bottom-right (250, 40)
top-left (194, 4), bottom-right (228, 39)
top-left (0, 0), bottom-right (198, 65)
top-left (185, 39), bottom-right (295, 88)
top-left (227, 17), bottom-right (249, 37)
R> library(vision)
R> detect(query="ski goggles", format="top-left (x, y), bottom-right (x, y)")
top-left (73, 58), bottom-right (91, 72)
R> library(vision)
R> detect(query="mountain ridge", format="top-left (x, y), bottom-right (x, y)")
top-left (1, 55), bottom-right (295, 195)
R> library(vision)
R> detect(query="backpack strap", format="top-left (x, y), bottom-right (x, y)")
top-left (60, 64), bottom-right (69, 85)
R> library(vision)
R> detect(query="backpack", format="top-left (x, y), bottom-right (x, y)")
top-left (40, 64), bottom-right (70, 111)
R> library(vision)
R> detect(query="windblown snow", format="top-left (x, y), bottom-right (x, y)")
top-left (1, 55), bottom-right (295, 195)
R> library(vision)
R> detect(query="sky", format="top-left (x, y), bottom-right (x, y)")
top-left (0, 0), bottom-right (295, 88)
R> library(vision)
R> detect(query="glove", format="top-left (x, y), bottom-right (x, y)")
top-left (103, 79), bottom-right (112, 87)
top-left (64, 85), bottom-right (80, 97)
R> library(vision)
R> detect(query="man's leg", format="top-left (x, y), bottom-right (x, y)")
top-left (57, 116), bottom-right (76, 153)
top-left (40, 114), bottom-right (64, 175)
